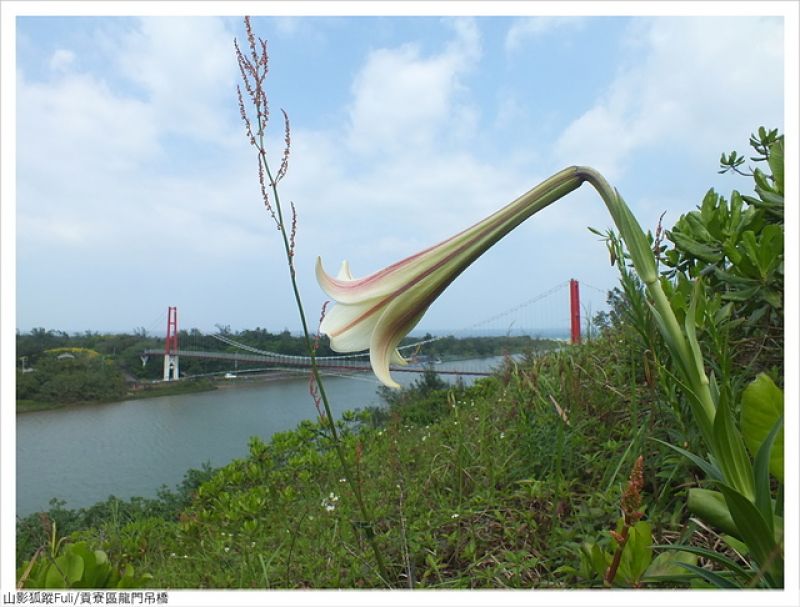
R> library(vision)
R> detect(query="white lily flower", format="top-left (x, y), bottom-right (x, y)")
top-left (316, 167), bottom-right (585, 388)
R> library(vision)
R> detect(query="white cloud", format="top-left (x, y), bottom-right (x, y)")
top-left (17, 72), bottom-right (160, 181)
top-left (505, 17), bottom-right (587, 52)
top-left (114, 17), bottom-right (239, 142)
top-left (16, 17), bottom-right (263, 261)
top-left (49, 49), bottom-right (75, 72)
top-left (554, 17), bottom-right (784, 181)
top-left (345, 17), bottom-right (480, 156)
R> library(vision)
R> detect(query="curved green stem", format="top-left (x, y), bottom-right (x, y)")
top-left (256, 118), bottom-right (391, 585)
top-left (574, 166), bottom-right (716, 442)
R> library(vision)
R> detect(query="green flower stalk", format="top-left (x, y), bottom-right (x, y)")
top-left (236, 18), bottom-right (391, 584)
top-left (317, 165), bottom-right (715, 441)
top-left (317, 167), bottom-right (581, 388)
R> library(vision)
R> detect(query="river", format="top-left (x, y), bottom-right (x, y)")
top-left (16, 359), bottom-right (500, 516)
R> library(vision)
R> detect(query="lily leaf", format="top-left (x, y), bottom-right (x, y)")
top-left (652, 544), bottom-right (750, 582)
top-left (643, 550), bottom-right (697, 580)
top-left (712, 389), bottom-right (754, 501)
top-left (754, 416), bottom-right (783, 535)
top-left (676, 563), bottom-right (738, 588)
top-left (719, 484), bottom-right (782, 584)
top-left (741, 374), bottom-right (784, 482)
top-left (687, 488), bottom-right (738, 538)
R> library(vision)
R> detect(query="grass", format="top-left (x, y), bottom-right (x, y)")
top-left (19, 325), bottom-right (727, 589)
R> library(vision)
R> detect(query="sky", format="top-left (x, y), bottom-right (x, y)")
top-left (9, 9), bottom-right (788, 337)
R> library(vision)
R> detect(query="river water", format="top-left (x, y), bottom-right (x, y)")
top-left (16, 359), bottom-right (499, 516)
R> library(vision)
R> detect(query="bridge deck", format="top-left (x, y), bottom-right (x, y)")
top-left (142, 349), bottom-right (492, 377)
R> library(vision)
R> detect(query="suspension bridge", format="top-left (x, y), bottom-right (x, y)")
top-left (141, 279), bottom-right (608, 383)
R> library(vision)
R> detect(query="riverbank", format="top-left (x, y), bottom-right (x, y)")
top-left (16, 378), bottom-right (218, 413)
top-left (16, 366), bottom-right (379, 413)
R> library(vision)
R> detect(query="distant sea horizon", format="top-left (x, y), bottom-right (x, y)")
top-left (15, 326), bottom-right (573, 340)
top-left (410, 327), bottom-right (571, 340)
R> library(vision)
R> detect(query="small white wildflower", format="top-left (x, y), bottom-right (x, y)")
top-left (321, 493), bottom-right (339, 512)
top-left (500, 432), bottom-right (505, 439)
top-left (339, 477), bottom-right (347, 483)
top-left (451, 513), bottom-right (460, 519)
top-left (183, 554), bottom-right (188, 559)
top-left (251, 542), bottom-right (256, 548)
top-left (422, 435), bottom-right (428, 442)
top-left (224, 547), bottom-right (230, 553)
top-left (170, 552), bottom-right (177, 558)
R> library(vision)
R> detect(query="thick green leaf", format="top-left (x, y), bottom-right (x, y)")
top-left (67, 543), bottom-right (96, 588)
top-left (720, 286), bottom-right (761, 302)
top-left (652, 544), bottom-right (750, 581)
top-left (625, 521), bottom-right (653, 583)
top-left (671, 232), bottom-right (723, 263)
top-left (754, 416), bottom-right (783, 535)
top-left (713, 392), bottom-right (754, 500)
top-left (687, 488), bottom-right (739, 538)
top-left (741, 374), bottom-right (784, 482)
top-left (45, 552), bottom-right (84, 588)
top-left (759, 225), bottom-right (783, 269)
top-left (719, 484), bottom-right (782, 583)
top-left (676, 563), bottom-right (738, 588)
top-left (740, 231), bottom-right (769, 278)
top-left (684, 280), bottom-right (709, 391)
top-left (580, 542), bottom-right (609, 580)
top-left (767, 139), bottom-right (783, 194)
top-left (644, 550), bottom-right (697, 579)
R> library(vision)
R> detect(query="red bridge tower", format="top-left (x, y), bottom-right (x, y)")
top-left (163, 306), bottom-right (180, 381)
top-left (569, 279), bottom-right (581, 345)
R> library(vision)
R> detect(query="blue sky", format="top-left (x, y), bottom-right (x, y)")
top-left (12, 12), bottom-right (786, 336)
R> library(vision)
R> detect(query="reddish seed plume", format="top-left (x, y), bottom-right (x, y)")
top-left (621, 455), bottom-right (645, 524)
top-left (289, 201), bottom-right (298, 261)
top-left (653, 210), bottom-right (667, 263)
top-left (234, 39), bottom-right (257, 106)
top-left (276, 109), bottom-right (291, 183)
top-left (236, 17), bottom-right (269, 133)
top-left (257, 155), bottom-right (278, 227)
top-left (236, 85), bottom-right (256, 146)
top-left (259, 38), bottom-right (269, 71)
top-left (244, 16), bottom-right (257, 65)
